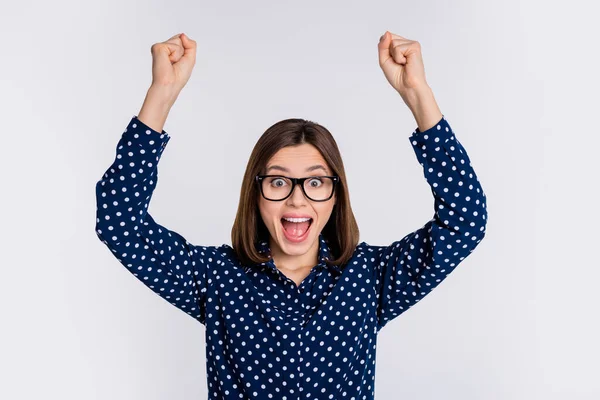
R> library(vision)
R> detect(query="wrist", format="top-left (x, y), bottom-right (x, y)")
top-left (403, 85), bottom-right (443, 132)
top-left (146, 84), bottom-right (179, 108)
top-left (137, 86), bottom-right (178, 133)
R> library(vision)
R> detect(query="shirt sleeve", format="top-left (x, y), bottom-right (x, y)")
top-left (94, 115), bottom-right (217, 324)
top-left (369, 115), bottom-right (488, 332)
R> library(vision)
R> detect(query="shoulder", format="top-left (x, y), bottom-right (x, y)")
top-left (190, 243), bottom-right (236, 267)
top-left (339, 241), bottom-right (385, 271)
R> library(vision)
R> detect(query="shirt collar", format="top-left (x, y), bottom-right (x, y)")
top-left (255, 232), bottom-right (341, 274)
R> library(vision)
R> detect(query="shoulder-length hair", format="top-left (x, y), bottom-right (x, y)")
top-left (231, 118), bottom-right (360, 268)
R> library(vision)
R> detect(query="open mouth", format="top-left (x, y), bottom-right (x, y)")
top-left (280, 217), bottom-right (313, 242)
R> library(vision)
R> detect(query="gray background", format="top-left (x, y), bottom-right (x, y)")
top-left (2, 0), bottom-right (598, 399)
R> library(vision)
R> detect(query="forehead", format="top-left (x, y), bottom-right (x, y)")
top-left (266, 144), bottom-right (330, 174)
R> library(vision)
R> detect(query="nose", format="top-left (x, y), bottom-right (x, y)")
top-left (287, 181), bottom-right (309, 204)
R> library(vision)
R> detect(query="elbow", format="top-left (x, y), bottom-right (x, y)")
top-left (467, 221), bottom-right (487, 249)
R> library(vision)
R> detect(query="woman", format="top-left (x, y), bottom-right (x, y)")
top-left (95, 31), bottom-right (487, 399)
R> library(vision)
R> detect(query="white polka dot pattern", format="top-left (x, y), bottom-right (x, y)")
top-left (372, 115), bottom-right (488, 331)
top-left (94, 114), bottom-right (487, 399)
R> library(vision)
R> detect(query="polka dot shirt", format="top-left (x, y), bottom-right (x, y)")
top-left (95, 114), bottom-right (487, 399)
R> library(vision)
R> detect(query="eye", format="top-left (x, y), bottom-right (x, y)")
top-left (308, 177), bottom-right (323, 187)
top-left (270, 177), bottom-right (287, 187)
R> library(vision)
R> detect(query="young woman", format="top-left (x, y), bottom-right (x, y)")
top-left (95, 32), bottom-right (487, 400)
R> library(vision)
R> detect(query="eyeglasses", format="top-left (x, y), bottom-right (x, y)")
top-left (255, 175), bottom-right (339, 202)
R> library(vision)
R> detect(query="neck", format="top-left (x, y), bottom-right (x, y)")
top-left (269, 235), bottom-right (319, 273)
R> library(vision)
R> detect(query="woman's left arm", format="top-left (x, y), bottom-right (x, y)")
top-left (370, 32), bottom-right (488, 331)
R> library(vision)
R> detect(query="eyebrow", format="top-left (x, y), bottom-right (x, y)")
top-left (266, 164), bottom-right (329, 174)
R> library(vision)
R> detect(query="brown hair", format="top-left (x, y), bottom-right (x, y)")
top-left (230, 118), bottom-right (360, 268)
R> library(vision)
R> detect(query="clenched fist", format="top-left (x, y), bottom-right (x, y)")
top-left (150, 33), bottom-right (197, 92)
top-left (377, 31), bottom-right (428, 97)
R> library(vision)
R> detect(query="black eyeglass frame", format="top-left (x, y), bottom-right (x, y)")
top-left (255, 174), bottom-right (340, 202)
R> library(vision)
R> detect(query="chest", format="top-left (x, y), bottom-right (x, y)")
top-left (206, 260), bottom-right (378, 339)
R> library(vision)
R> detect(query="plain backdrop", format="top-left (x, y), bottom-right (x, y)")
top-left (1, 0), bottom-right (598, 399)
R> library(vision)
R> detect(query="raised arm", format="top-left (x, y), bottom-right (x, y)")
top-left (94, 33), bottom-right (220, 324)
top-left (370, 32), bottom-right (488, 331)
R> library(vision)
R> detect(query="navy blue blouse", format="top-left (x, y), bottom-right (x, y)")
top-left (95, 113), bottom-right (487, 399)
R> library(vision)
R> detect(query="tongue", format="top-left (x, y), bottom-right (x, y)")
top-left (281, 219), bottom-right (310, 237)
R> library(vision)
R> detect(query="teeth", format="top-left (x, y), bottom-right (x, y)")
top-left (282, 217), bottom-right (311, 223)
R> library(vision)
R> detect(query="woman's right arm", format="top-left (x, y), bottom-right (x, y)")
top-left (94, 33), bottom-right (219, 324)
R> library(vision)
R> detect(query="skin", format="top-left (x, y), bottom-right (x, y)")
top-left (257, 144), bottom-right (337, 286)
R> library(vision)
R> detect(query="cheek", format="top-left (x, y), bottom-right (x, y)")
top-left (258, 200), bottom-right (282, 225)
top-left (315, 204), bottom-right (335, 223)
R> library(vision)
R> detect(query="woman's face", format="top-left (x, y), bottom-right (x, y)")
top-left (257, 143), bottom-right (336, 261)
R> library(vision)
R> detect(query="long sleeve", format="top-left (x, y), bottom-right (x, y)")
top-left (370, 115), bottom-right (488, 332)
top-left (94, 115), bottom-right (218, 324)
